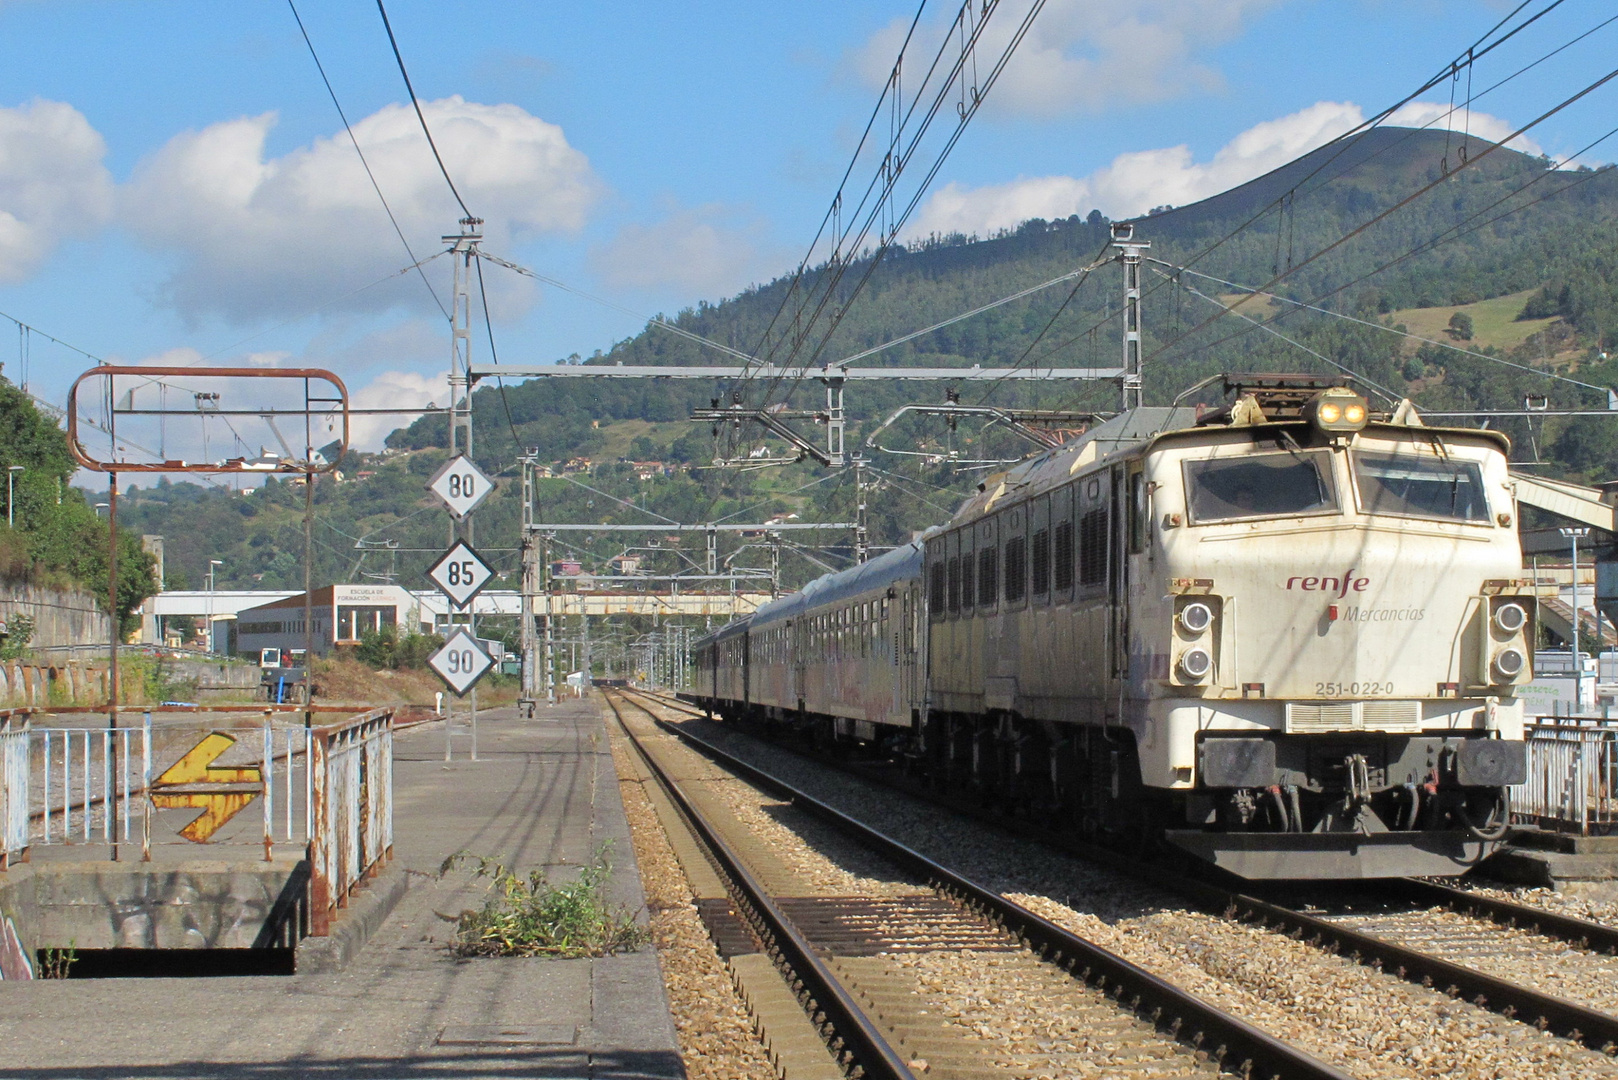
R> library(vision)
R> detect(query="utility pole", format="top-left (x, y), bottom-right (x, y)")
top-left (519, 453), bottom-right (538, 716)
top-left (769, 532), bottom-right (781, 598)
top-left (444, 217), bottom-right (482, 745)
top-left (1112, 222), bottom-right (1150, 412)
top-left (543, 530), bottom-right (556, 705)
top-left (1564, 526), bottom-right (1592, 712)
top-left (581, 601), bottom-right (592, 695)
top-left (853, 456), bottom-right (869, 564)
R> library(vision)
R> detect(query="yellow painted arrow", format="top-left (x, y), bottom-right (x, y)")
top-left (152, 732), bottom-right (262, 843)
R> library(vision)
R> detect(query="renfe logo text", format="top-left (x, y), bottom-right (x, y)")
top-left (1285, 570), bottom-right (1370, 597)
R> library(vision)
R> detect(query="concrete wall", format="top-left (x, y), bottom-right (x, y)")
top-left (0, 858), bottom-right (308, 973)
top-left (0, 656), bottom-right (258, 707)
top-left (0, 581), bottom-right (111, 651)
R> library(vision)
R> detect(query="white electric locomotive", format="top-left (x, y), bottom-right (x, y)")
top-left (689, 378), bottom-right (1537, 879)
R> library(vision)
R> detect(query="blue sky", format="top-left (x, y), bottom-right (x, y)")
top-left (0, 0), bottom-right (1614, 455)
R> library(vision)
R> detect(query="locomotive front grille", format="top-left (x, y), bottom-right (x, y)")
top-left (1285, 700), bottom-right (1421, 734)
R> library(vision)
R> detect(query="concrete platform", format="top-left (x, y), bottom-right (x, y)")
top-left (1484, 827), bottom-right (1618, 896)
top-left (0, 698), bottom-right (685, 1079)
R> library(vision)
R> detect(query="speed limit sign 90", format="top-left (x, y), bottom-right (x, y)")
top-left (427, 454), bottom-right (495, 519)
top-left (428, 628), bottom-right (494, 695)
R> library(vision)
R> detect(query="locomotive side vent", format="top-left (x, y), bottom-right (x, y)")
top-left (1286, 700), bottom-right (1421, 734)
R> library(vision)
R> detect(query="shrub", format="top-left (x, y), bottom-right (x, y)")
top-left (441, 845), bottom-right (648, 959)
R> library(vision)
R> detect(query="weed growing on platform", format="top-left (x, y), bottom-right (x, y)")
top-left (441, 844), bottom-right (648, 959)
top-left (39, 944), bottom-right (76, 979)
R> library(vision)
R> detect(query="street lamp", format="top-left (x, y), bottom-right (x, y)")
top-left (6, 465), bottom-right (22, 529)
top-left (1562, 526), bottom-right (1592, 712)
top-left (207, 559), bottom-right (223, 654)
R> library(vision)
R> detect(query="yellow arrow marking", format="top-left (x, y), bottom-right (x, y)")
top-left (152, 732), bottom-right (262, 843)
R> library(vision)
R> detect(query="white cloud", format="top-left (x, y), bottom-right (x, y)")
top-left (849, 0), bottom-right (1282, 117)
top-left (909, 100), bottom-right (1532, 238)
top-left (122, 96), bottom-right (599, 323)
top-left (0, 99), bottom-right (113, 283)
top-left (1384, 101), bottom-right (1540, 157)
top-left (590, 205), bottom-right (781, 295)
top-left (348, 369), bottom-right (448, 451)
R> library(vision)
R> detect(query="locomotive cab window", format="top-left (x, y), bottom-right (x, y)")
top-left (1352, 451), bottom-right (1490, 523)
top-left (1183, 449), bottom-right (1338, 524)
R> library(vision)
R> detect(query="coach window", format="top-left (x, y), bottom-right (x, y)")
top-left (1053, 483), bottom-right (1075, 597)
top-left (1031, 494), bottom-right (1051, 602)
top-left (1003, 505), bottom-right (1027, 605)
top-left (977, 515), bottom-right (999, 609)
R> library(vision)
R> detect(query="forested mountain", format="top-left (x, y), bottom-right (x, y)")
top-left (116, 126), bottom-right (1618, 596)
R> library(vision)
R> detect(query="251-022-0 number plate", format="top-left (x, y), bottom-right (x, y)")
top-left (1314, 681), bottom-right (1394, 696)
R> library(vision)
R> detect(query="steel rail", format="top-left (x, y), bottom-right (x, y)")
top-left (1196, 882), bottom-right (1618, 1055)
top-left (1391, 878), bottom-right (1618, 956)
top-left (602, 692), bottom-right (917, 1080)
top-left (637, 689), bottom-right (1618, 1058)
top-left (617, 691), bottom-right (1353, 1080)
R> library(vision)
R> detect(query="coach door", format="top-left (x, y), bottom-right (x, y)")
top-left (790, 619), bottom-right (805, 711)
top-left (1109, 465), bottom-right (1127, 683)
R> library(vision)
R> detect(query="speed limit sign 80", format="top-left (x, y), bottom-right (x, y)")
top-left (427, 454), bottom-right (495, 519)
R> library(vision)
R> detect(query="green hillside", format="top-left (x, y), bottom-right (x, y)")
top-left (116, 126), bottom-right (1618, 596)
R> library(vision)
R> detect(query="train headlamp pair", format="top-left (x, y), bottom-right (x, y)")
top-left (1305, 389), bottom-right (1369, 434)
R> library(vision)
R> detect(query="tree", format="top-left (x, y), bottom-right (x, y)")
top-left (1448, 311), bottom-right (1474, 340)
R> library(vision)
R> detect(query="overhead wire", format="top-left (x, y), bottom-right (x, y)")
top-left (1156, 268), bottom-right (1404, 404)
top-left (1157, 261), bottom-right (1609, 395)
top-left (474, 250), bottom-right (761, 365)
top-left (1147, 117), bottom-right (1618, 393)
top-left (747, 0), bottom-right (1048, 412)
top-left (375, 0), bottom-right (470, 219)
top-left (771, 1), bottom-right (1049, 397)
top-left (288, 0), bottom-right (450, 322)
top-left (1149, 59), bottom-right (1618, 354)
top-left (1072, 0), bottom-right (1588, 361)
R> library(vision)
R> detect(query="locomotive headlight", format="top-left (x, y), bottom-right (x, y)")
top-left (1179, 647), bottom-right (1213, 680)
top-left (1178, 601), bottom-right (1214, 635)
top-left (1493, 647), bottom-right (1526, 681)
top-left (1493, 602), bottom-right (1527, 635)
top-left (1305, 388), bottom-right (1369, 434)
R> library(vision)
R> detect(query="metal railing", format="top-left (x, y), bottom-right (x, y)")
top-left (1514, 716), bottom-right (1618, 833)
top-left (0, 708), bottom-right (395, 937)
top-left (2, 712), bottom-right (27, 866)
top-left (18, 716), bottom-right (316, 859)
top-left (308, 708), bottom-right (393, 934)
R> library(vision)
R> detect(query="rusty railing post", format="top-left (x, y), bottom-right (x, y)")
top-left (308, 726), bottom-right (330, 936)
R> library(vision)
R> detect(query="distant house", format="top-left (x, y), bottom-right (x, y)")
top-left (630, 461), bottom-right (669, 481)
top-left (609, 555), bottom-right (643, 575)
top-left (560, 458), bottom-right (592, 475)
top-left (551, 560), bottom-right (583, 577)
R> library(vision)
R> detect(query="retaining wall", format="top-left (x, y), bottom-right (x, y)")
top-left (0, 582), bottom-right (111, 650)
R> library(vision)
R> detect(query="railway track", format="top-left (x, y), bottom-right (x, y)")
top-left (604, 689), bottom-right (1351, 1080)
top-left (627, 688), bottom-right (1618, 1064)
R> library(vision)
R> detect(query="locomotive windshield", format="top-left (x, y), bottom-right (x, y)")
top-left (1184, 450), bottom-right (1337, 523)
top-left (1352, 451), bottom-right (1490, 522)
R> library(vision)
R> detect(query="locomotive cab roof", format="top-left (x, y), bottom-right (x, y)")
top-left (957, 376), bottom-right (1507, 524)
